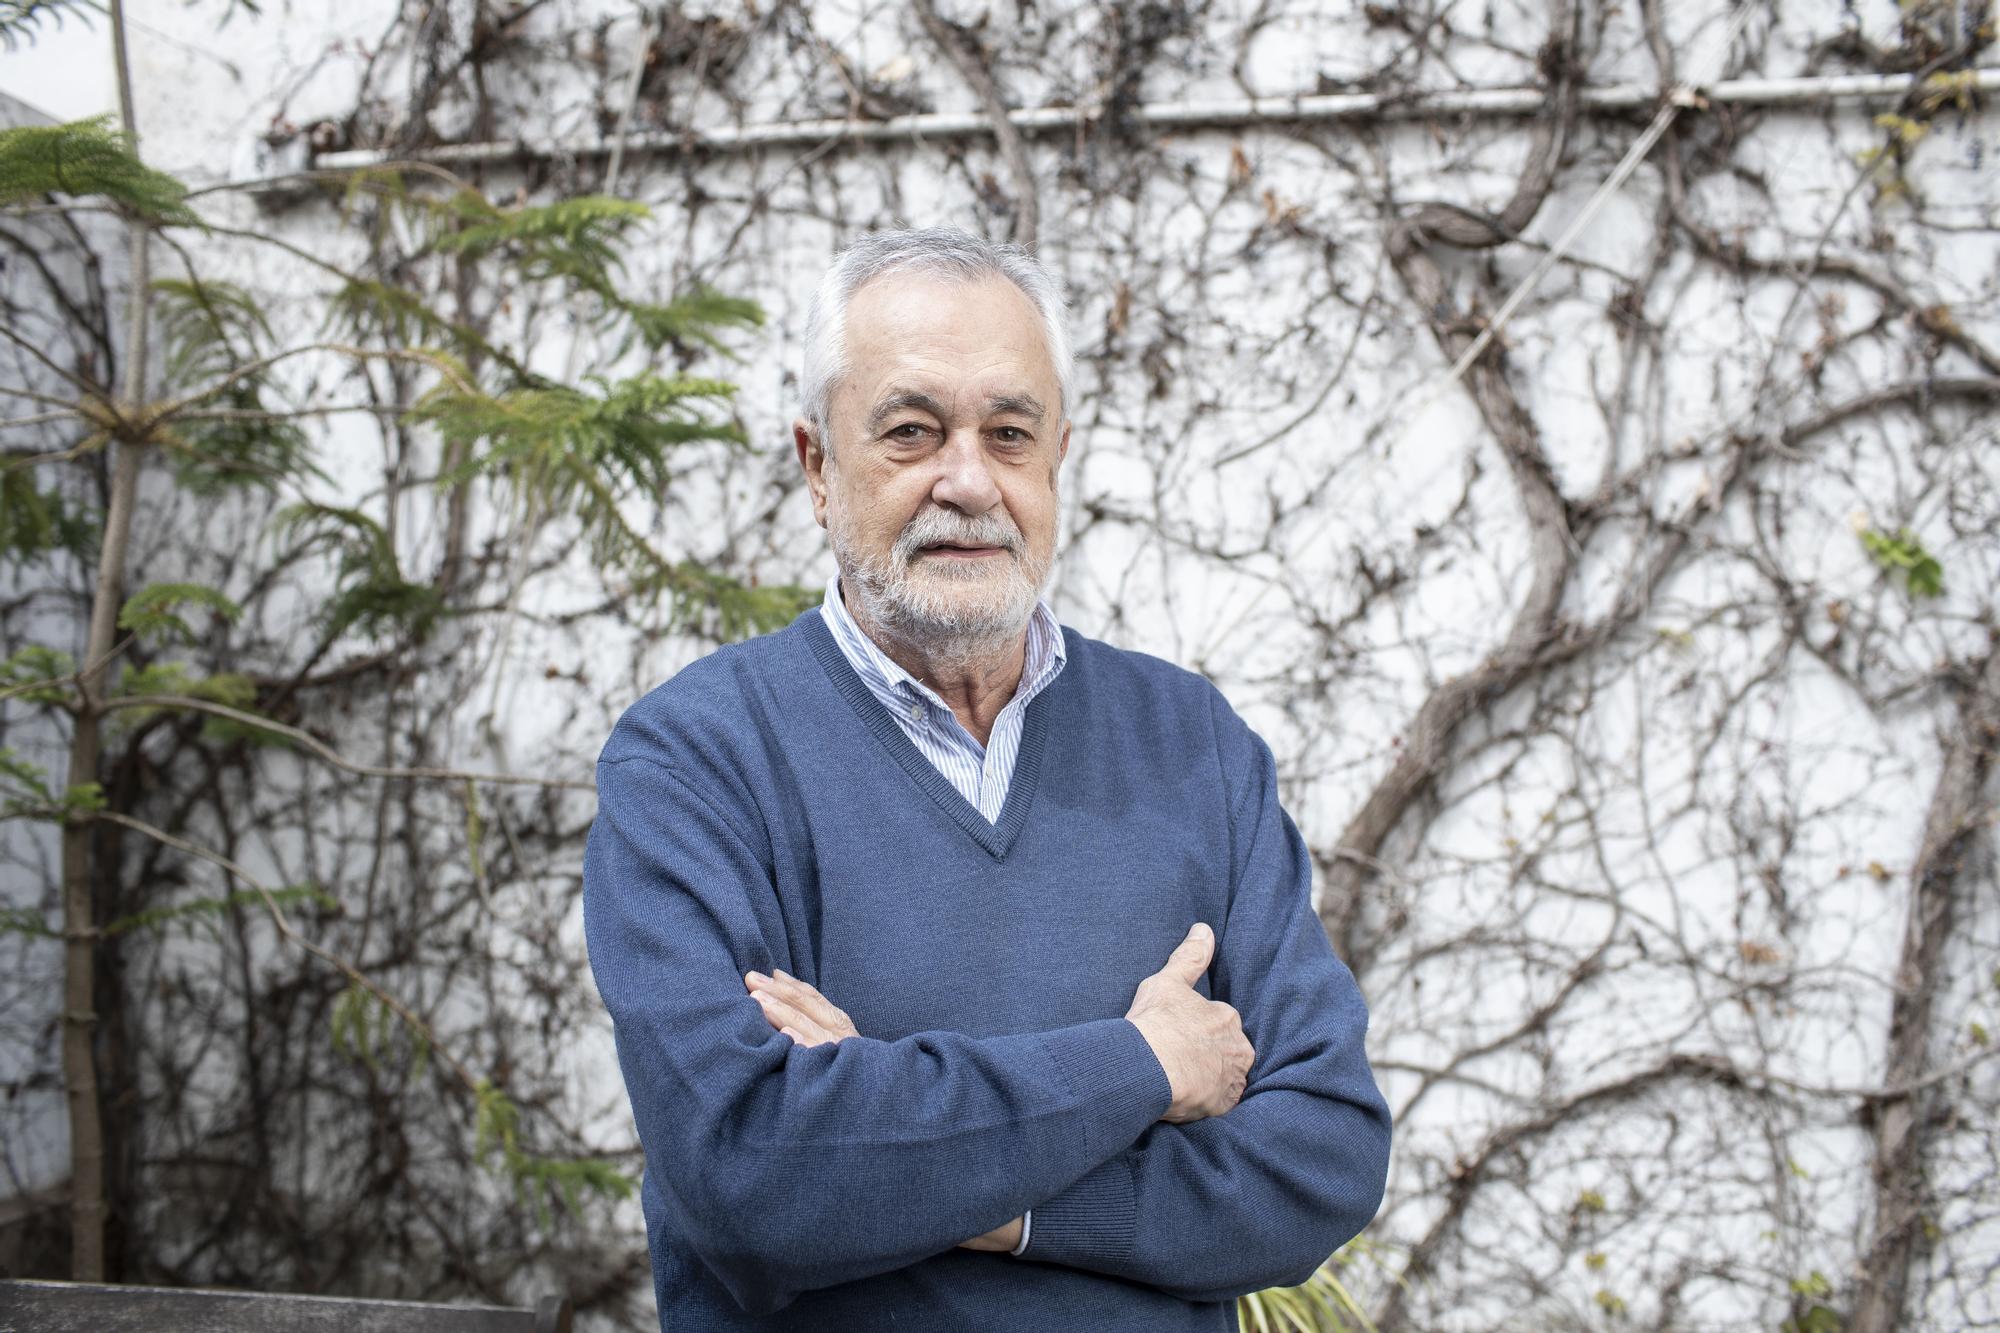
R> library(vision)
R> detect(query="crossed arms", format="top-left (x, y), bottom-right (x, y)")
top-left (581, 720), bottom-right (1392, 1316)
top-left (745, 920), bottom-right (1258, 1255)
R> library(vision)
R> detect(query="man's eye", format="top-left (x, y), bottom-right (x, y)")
top-left (888, 423), bottom-right (931, 440)
top-left (993, 427), bottom-right (1029, 444)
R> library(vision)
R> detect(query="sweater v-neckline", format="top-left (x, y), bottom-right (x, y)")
top-left (800, 612), bottom-right (1053, 861)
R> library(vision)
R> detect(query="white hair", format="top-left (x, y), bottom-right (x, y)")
top-left (799, 227), bottom-right (1074, 446)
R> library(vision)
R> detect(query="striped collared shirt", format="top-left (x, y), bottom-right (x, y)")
top-left (818, 572), bottom-right (1064, 1254)
top-left (818, 572), bottom-right (1067, 826)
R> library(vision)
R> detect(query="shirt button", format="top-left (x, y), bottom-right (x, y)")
top-left (908, 703), bottom-right (923, 721)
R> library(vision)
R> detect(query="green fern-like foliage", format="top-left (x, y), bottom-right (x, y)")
top-left (154, 277), bottom-right (274, 383)
top-left (474, 1078), bottom-right (636, 1226)
top-left (675, 565), bottom-right (820, 641)
top-left (118, 581), bottom-right (244, 644)
top-left (0, 906), bottom-right (56, 938)
top-left (152, 277), bottom-right (317, 492)
top-left (0, 115), bottom-right (198, 223)
top-left (0, 743), bottom-right (51, 806)
top-left (414, 372), bottom-right (736, 572)
top-left (275, 502), bottom-right (446, 643)
top-left (422, 372), bottom-right (745, 489)
top-left (0, 1), bottom-right (91, 52)
top-left (0, 744), bottom-right (97, 822)
top-left (111, 661), bottom-right (257, 729)
top-left (437, 194), bottom-right (649, 293)
top-left (0, 468), bottom-right (96, 562)
top-left (0, 644), bottom-right (75, 706)
top-left (330, 982), bottom-right (430, 1077)
top-left (621, 285), bottom-right (766, 357)
top-left (104, 883), bottom-right (334, 939)
top-left (327, 277), bottom-right (521, 381)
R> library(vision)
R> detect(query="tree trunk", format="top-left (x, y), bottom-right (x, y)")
top-left (63, 0), bottom-right (150, 1279)
top-left (61, 439), bottom-right (145, 1280)
top-left (1849, 632), bottom-right (2000, 1332)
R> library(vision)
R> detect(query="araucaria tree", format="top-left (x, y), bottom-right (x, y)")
top-left (0, 2), bottom-right (801, 1292)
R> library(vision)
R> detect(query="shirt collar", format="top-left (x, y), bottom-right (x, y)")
top-left (818, 571), bottom-right (1066, 714)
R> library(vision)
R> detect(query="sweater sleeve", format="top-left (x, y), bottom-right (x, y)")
top-left (582, 751), bottom-right (1172, 1315)
top-left (1017, 701), bottom-right (1393, 1302)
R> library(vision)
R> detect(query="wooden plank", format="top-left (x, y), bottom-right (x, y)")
top-left (0, 1281), bottom-right (562, 1333)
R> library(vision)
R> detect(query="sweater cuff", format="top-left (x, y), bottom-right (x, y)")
top-left (1036, 1018), bottom-right (1173, 1155)
top-left (1020, 1152), bottom-right (1138, 1266)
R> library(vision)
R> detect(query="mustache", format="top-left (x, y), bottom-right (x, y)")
top-left (892, 509), bottom-right (1024, 563)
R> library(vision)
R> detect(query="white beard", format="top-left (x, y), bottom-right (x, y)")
top-left (829, 497), bottom-right (1055, 665)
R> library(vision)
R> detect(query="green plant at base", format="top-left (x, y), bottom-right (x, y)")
top-left (1238, 1241), bottom-right (1383, 1333)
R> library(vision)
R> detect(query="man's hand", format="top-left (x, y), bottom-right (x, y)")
top-left (1125, 924), bottom-right (1254, 1123)
top-left (744, 969), bottom-right (859, 1047)
top-left (957, 1217), bottom-right (1025, 1253)
top-left (744, 969), bottom-right (1026, 1253)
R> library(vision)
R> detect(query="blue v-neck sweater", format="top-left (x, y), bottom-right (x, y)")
top-left (582, 611), bottom-right (1391, 1332)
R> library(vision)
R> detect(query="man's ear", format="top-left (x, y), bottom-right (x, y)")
top-left (1057, 419), bottom-right (1071, 466)
top-left (794, 418), bottom-right (831, 530)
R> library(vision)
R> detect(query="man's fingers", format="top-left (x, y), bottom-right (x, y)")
top-left (751, 989), bottom-right (826, 1044)
top-left (1157, 922), bottom-right (1214, 987)
top-left (773, 969), bottom-right (853, 1032)
top-left (746, 969), bottom-right (856, 1044)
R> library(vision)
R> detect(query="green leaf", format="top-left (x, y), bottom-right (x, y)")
top-left (105, 882), bottom-right (335, 938)
top-left (0, 744), bottom-right (52, 804)
top-left (0, 2), bottom-right (95, 52)
top-left (1238, 1246), bottom-right (1380, 1333)
top-left (326, 280), bottom-right (513, 376)
top-left (115, 662), bottom-right (256, 704)
top-left (0, 749), bottom-right (89, 823)
top-left (111, 663), bottom-right (279, 744)
top-left (1859, 526), bottom-right (1944, 599)
top-left (150, 278), bottom-right (320, 492)
top-left (1, 469), bottom-right (96, 563)
top-left (0, 645), bottom-right (76, 705)
top-left (0, 906), bottom-right (56, 938)
top-left (274, 502), bottom-right (445, 643)
top-left (406, 371), bottom-right (807, 634)
top-left (58, 781), bottom-right (104, 819)
top-left (435, 194), bottom-right (650, 291)
top-left (619, 286), bottom-right (766, 356)
top-left (153, 277), bottom-right (274, 386)
top-left (331, 983), bottom-right (381, 1069)
top-left (474, 1078), bottom-right (520, 1164)
top-left (0, 115), bottom-right (198, 223)
top-left (118, 582), bottom-right (244, 644)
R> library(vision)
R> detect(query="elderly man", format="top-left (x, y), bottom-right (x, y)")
top-left (582, 227), bottom-right (1391, 1331)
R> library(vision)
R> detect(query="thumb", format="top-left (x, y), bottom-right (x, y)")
top-left (1158, 923), bottom-right (1214, 987)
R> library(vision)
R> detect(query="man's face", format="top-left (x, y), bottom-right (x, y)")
top-left (795, 270), bottom-right (1070, 652)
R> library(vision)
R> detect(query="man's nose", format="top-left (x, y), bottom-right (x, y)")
top-left (929, 426), bottom-right (1003, 515)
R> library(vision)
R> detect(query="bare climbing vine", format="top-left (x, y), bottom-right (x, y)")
top-left (4, 1), bottom-right (1998, 1329)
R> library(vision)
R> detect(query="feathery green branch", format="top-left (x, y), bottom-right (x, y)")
top-left (275, 501), bottom-right (445, 642)
top-left (0, 116), bottom-right (198, 224)
top-left (118, 581), bottom-right (243, 644)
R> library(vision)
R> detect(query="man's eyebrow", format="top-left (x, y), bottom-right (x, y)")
top-left (986, 393), bottom-right (1046, 424)
top-left (865, 391), bottom-right (948, 433)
